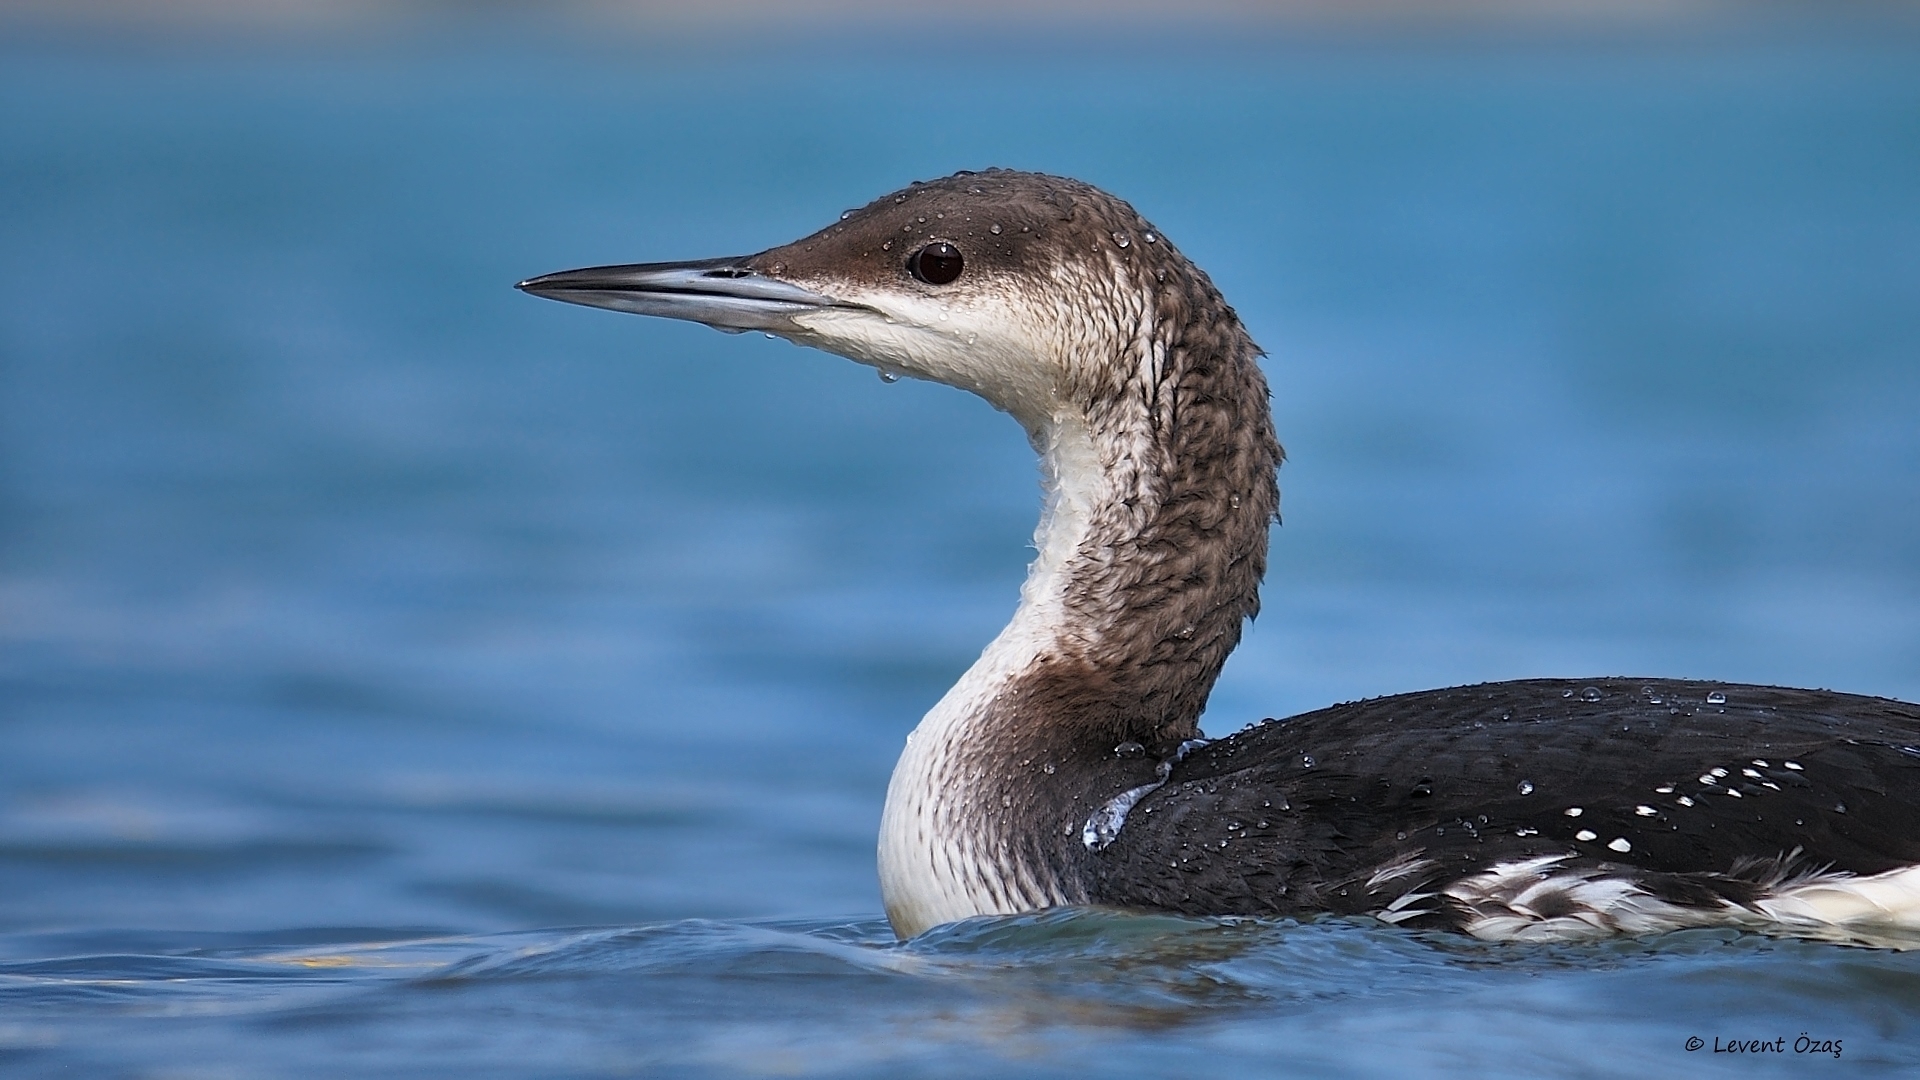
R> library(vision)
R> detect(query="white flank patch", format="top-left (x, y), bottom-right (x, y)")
top-left (1430, 855), bottom-right (1920, 945)
top-left (1754, 865), bottom-right (1920, 931)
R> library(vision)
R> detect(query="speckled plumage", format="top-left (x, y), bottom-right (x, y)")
top-left (520, 169), bottom-right (1920, 944)
top-left (1084, 678), bottom-right (1920, 939)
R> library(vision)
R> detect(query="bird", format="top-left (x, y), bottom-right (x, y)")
top-left (519, 168), bottom-right (1920, 944)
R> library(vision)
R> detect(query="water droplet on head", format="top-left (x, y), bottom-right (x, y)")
top-left (881, 240), bottom-right (893, 251)
top-left (1111, 230), bottom-right (1130, 248)
top-left (1143, 231), bottom-right (1158, 243)
top-left (1042, 762), bottom-right (1056, 775)
top-left (1301, 755), bottom-right (1315, 768)
top-left (1113, 741), bottom-right (1144, 758)
top-left (1580, 686), bottom-right (1602, 702)
top-left (877, 369), bottom-right (900, 383)
top-left (1517, 780), bottom-right (1534, 795)
top-left (1229, 494), bottom-right (1242, 508)
top-left (1575, 829), bottom-right (1598, 842)
top-left (1706, 691), bottom-right (1728, 705)
top-left (1564, 807), bottom-right (1583, 817)
top-left (989, 223), bottom-right (1002, 235)
top-left (1608, 837), bottom-right (1632, 853)
top-left (1561, 689), bottom-right (1575, 699)
top-left (840, 210), bottom-right (855, 220)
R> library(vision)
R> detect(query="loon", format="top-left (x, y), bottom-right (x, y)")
top-left (520, 169), bottom-right (1920, 944)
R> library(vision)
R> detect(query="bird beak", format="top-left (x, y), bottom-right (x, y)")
top-left (516, 257), bottom-right (844, 333)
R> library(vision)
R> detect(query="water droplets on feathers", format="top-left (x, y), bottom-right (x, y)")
top-left (1083, 739), bottom-right (1215, 851)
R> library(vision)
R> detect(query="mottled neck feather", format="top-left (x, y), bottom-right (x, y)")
top-left (879, 238), bottom-right (1282, 935)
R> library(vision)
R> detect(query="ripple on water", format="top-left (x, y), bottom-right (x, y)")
top-left (6, 912), bottom-right (1920, 1075)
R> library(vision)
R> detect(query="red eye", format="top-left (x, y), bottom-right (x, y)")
top-left (909, 242), bottom-right (964, 285)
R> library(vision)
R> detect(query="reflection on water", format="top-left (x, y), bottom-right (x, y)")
top-left (2, 16), bottom-right (1919, 1077)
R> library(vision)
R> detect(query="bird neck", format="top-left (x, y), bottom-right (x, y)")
top-left (878, 320), bottom-right (1280, 935)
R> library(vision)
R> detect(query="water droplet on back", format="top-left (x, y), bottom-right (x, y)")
top-left (1517, 780), bottom-right (1534, 795)
top-left (1706, 691), bottom-right (1728, 705)
top-left (989, 223), bottom-right (1003, 235)
top-left (1580, 686), bottom-right (1602, 701)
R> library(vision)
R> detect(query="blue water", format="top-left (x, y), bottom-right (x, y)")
top-left (3, 20), bottom-right (1920, 1077)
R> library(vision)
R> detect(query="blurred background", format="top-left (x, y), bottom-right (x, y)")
top-left (2, 2), bottom-right (1919, 1075)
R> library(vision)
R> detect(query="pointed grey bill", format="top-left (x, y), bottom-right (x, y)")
top-left (516, 258), bottom-right (847, 333)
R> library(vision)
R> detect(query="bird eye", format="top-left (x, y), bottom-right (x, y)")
top-left (909, 242), bottom-right (964, 285)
